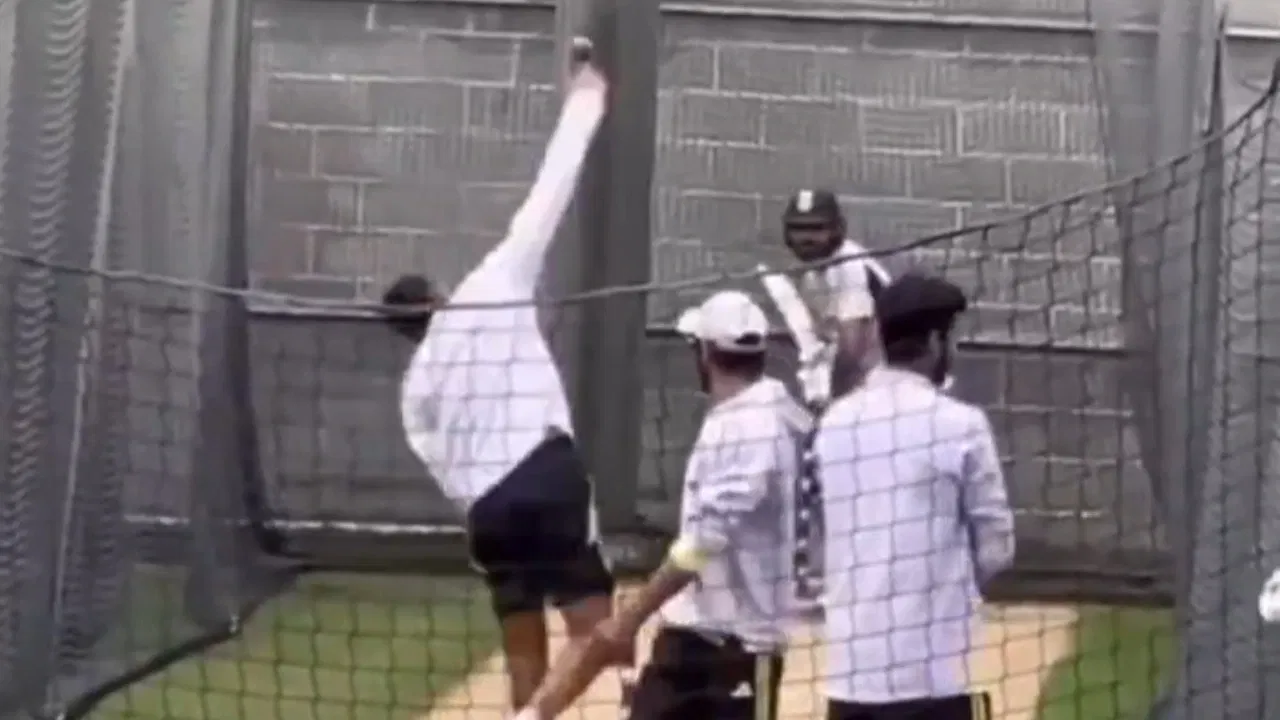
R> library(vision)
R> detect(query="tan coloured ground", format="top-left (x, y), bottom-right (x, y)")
top-left (425, 601), bottom-right (1078, 720)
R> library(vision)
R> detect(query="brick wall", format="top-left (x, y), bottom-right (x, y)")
top-left (250, 0), bottom-right (560, 299)
top-left (647, 13), bottom-right (1124, 342)
top-left (255, 0), bottom-right (1131, 344)
top-left (238, 0), bottom-right (1279, 582)
top-left (249, 0), bottom-right (1276, 341)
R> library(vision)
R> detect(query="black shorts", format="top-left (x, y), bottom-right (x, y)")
top-left (628, 627), bottom-right (784, 720)
top-left (466, 434), bottom-right (615, 617)
top-left (827, 693), bottom-right (993, 720)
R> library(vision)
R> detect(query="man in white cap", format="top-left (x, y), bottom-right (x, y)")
top-left (514, 290), bottom-right (809, 720)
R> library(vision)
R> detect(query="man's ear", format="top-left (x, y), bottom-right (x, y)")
top-left (926, 329), bottom-right (948, 361)
top-left (696, 341), bottom-right (713, 364)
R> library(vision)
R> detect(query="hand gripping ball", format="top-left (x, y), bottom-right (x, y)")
top-left (1259, 567), bottom-right (1280, 622)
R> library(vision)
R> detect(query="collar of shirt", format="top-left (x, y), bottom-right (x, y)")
top-left (708, 376), bottom-right (789, 417)
top-left (864, 365), bottom-right (934, 390)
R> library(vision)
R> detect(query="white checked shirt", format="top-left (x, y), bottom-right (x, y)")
top-left (398, 79), bottom-right (605, 511)
top-left (815, 366), bottom-right (1014, 703)
top-left (659, 377), bottom-right (811, 652)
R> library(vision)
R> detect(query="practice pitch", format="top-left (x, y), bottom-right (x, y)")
top-left (424, 590), bottom-right (1079, 720)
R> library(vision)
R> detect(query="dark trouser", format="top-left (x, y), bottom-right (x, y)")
top-left (827, 693), bottom-right (993, 720)
top-left (795, 344), bottom-right (864, 605)
top-left (466, 434), bottom-right (615, 617)
top-left (829, 344), bottom-right (862, 400)
top-left (794, 427), bottom-right (823, 606)
top-left (628, 626), bottom-right (784, 720)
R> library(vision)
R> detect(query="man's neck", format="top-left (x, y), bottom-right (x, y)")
top-left (881, 361), bottom-right (934, 386)
top-left (707, 375), bottom-right (757, 407)
top-left (833, 357), bottom-right (878, 400)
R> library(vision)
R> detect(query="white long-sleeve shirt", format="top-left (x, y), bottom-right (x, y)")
top-left (659, 377), bottom-right (811, 652)
top-left (786, 238), bottom-right (892, 405)
top-left (397, 78), bottom-right (606, 510)
top-left (815, 366), bottom-right (1014, 703)
top-left (798, 238), bottom-right (891, 345)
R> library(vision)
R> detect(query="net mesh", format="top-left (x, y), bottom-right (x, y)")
top-left (0, 66), bottom-right (1269, 720)
top-left (0, 0), bottom-right (1279, 718)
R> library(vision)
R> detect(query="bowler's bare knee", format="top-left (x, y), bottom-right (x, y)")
top-left (559, 592), bottom-right (612, 640)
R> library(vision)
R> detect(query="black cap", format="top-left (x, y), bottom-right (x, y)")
top-left (783, 188), bottom-right (841, 224)
top-left (875, 271), bottom-right (968, 344)
top-left (570, 36), bottom-right (593, 65)
top-left (382, 274), bottom-right (434, 307)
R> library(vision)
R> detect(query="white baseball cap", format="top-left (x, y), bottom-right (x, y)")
top-left (675, 290), bottom-right (769, 353)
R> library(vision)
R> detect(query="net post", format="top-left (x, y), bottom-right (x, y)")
top-left (223, 0), bottom-right (279, 558)
top-left (544, 0), bottom-right (585, 413)
top-left (570, 0), bottom-right (659, 549)
top-left (1148, 16), bottom-right (1225, 720)
top-left (1164, 14), bottom-right (1280, 720)
top-left (180, 0), bottom-right (286, 632)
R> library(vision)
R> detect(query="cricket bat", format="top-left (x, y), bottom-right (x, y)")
top-left (757, 264), bottom-right (823, 363)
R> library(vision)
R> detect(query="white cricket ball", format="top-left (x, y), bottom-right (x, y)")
top-left (1259, 567), bottom-right (1280, 622)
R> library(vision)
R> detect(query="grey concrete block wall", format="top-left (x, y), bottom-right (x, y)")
top-left (232, 0), bottom-right (1278, 578)
top-left (244, 0), bottom-right (1276, 345)
top-left (244, 0), bottom-right (1280, 338)
top-left (249, 0), bottom-right (562, 299)
top-left (647, 12), bottom-right (1129, 343)
top-left (249, 0), bottom-right (1133, 348)
top-left (243, 0), bottom-right (1156, 561)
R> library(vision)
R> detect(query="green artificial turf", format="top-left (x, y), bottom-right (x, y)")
top-left (1037, 606), bottom-right (1174, 720)
top-left (91, 570), bottom-right (500, 719)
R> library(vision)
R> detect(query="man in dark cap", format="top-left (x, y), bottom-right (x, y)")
top-left (873, 270), bottom-right (969, 387)
top-left (816, 271), bottom-right (1014, 720)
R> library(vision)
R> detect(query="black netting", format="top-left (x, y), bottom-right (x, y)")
top-left (0, 72), bottom-right (1270, 716)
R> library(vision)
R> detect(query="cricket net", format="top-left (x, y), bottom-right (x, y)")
top-left (0, 56), bottom-right (1272, 720)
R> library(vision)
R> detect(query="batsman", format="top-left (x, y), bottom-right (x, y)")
top-left (766, 188), bottom-right (891, 408)
top-left (757, 188), bottom-right (894, 608)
